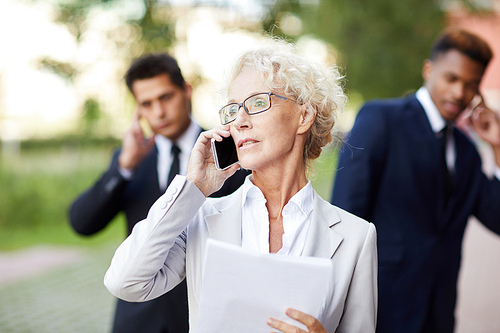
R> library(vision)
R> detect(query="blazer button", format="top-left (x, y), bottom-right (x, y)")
top-left (169, 186), bottom-right (178, 195)
top-left (159, 198), bottom-right (169, 209)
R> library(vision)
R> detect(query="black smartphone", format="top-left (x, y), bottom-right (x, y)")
top-left (211, 136), bottom-right (239, 170)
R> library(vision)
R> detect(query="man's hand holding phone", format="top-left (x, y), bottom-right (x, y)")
top-left (187, 126), bottom-right (240, 197)
top-left (118, 110), bottom-right (155, 171)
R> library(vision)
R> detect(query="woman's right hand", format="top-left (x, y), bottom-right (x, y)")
top-left (186, 125), bottom-right (240, 197)
top-left (267, 308), bottom-right (327, 333)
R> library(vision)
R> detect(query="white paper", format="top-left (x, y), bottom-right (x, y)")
top-left (196, 239), bottom-right (333, 333)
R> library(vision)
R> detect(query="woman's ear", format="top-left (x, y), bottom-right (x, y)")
top-left (297, 104), bottom-right (316, 135)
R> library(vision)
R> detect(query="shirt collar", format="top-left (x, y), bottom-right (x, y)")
top-left (154, 119), bottom-right (201, 157)
top-left (415, 87), bottom-right (448, 133)
top-left (241, 175), bottom-right (265, 207)
top-left (286, 181), bottom-right (314, 217)
top-left (241, 175), bottom-right (314, 217)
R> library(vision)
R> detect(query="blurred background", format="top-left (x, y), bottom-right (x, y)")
top-left (0, 0), bottom-right (499, 332)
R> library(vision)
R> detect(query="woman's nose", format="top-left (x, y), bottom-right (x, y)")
top-left (233, 106), bottom-right (251, 129)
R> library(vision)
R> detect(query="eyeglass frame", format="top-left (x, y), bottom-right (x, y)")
top-left (218, 92), bottom-right (293, 125)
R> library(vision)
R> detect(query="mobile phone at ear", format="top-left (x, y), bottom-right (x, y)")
top-left (211, 136), bottom-right (239, 170)
top-left (139, 116), bottom-right (153, 137)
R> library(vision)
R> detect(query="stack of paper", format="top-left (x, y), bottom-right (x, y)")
top-left (197, 239), bottom-right (333, 333)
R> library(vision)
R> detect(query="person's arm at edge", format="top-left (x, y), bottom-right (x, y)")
top-left (469, 104), bottom-right (500, 234)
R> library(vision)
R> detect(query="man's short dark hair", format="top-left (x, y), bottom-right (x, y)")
top-left (125, 53), bottom-right (186, 93)
top-left (430, 28), bottom-right (493, 69)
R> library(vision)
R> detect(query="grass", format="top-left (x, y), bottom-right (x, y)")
top-left (0, 143), bottom-right (125, 250)
top-left (0, 141), bottom-right (338, 251)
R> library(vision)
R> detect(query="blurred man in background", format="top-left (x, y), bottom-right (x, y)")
top-left (69, 53), bottom-right (248, 333)
top-left (331, 29), bottom-right (500, 333)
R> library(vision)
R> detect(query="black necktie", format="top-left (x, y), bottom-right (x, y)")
top-left (167, 144), bottom-right (181, 186)
top-left (439, 126), bottom-right (455, 204)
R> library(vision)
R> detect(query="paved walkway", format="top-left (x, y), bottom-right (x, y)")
top-left (0, 241), bottom-right (119, 333)
top-left (0, 220), bottom-right (499, 333)
top-left (455, 218), bottom-right (500, 333)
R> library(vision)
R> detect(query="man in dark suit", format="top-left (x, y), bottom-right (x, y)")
top-left (331, 29), bottom-right (500, 333)
top-left (69, 53), bottom-right (248, 333)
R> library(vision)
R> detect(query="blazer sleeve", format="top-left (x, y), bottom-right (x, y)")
top-left (104, 175), bottom-right (206, 302)
top-left (68, 149), bottom-right (132, 235)
top-left (337, 223), bottom-right (378, 333)
top-left (474, 171), bottom-right (500, 234)
top-left (331, 103), bottom-right (388, 221)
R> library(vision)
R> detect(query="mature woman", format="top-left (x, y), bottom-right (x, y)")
top-left (105, 40), bottom-right (377, 332)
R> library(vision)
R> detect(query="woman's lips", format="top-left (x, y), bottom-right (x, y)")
top-left (238, 139), bottom-right (259, 149)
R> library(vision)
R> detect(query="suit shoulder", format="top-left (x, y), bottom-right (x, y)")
top-left (316, 193), bottom-right (374, 234)
top-left (334, 205), bottom-right (374, 232)
top-left (360, 94), bottom-right (415, 116)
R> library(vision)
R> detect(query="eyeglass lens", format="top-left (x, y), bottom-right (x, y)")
top-left (219, 93), bottom-right (272, 125)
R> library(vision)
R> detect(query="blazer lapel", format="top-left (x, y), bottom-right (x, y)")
top-left (204, 191), bottom-right (242, 246)
top-left (303, 193), bottom-right (343, 258)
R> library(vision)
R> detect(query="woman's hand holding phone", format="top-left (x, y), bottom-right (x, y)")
top-left (187, 126), bottom-right (240, 197)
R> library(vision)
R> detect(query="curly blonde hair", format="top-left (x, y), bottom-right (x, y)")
top-left (222, 38), bottom-right (346, 162)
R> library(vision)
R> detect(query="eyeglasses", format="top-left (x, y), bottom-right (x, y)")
top-left (218, 92), bottom-right (290, 125)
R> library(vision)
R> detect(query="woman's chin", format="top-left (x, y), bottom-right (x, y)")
top-left (237, 161), bottom-right (252, 171)
top-left (237, 158), bottom-right (260, 172)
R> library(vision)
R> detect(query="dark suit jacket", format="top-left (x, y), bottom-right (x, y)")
top-left (69, 144), bottom-right (249, 333)
top-left (331, 94), bottom-right (500, 333)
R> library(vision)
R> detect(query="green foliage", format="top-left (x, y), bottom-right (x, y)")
top-left (82, 98), bottom-right (102, 135)
top-left (36, 0), bottom-right (175, 139)
top-left (309, 145), bottom-right (338, 201)
top-left (20, 135), bottom-right (120, 150)
top-left (135, 1), bottom-right (175, 53)
top-left (52, 0), bottom-right (113, 41)
top-left (0, 142), bottom-right (124, 250)
top-left (37, 57), bottom-right (77, 82)
top-left (265, 0), bottom-right (445, 100)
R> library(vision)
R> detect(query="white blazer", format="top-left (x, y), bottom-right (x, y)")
top-left (105, 176), bottom-right (378, 332)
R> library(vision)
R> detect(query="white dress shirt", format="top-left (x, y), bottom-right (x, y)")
top-left (155, 120), bottom-right (201, 190)
top-left (416, 87), bottom-right (500, 179)
top-left (241, 175), bottom-right (314, 256)
top-left (416, 87), bottom-right (457, 172)
top-left (118, 120), bottom-right (202, 189)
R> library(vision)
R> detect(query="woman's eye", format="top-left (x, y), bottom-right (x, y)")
top-left (250, 98), bottom-right (267, 109)
top-left (229, 105), bottom-right (239, 115)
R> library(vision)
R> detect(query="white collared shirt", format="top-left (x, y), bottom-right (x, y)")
top-left (241, 175), bottom-right (314, 256)
top-left (118, 119), bottom-right (201, 189)
top-left (416, 87), bottom-right (456, 172)
top-left (155, 120), bottom-right (201, 190)
top-left (416, 87), bottom-right (500, 179)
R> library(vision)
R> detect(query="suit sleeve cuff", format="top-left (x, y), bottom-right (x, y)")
top-left (118, 165), bottom-right (134, 180)
top-left (494, 166), bottom-right (500, 181)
